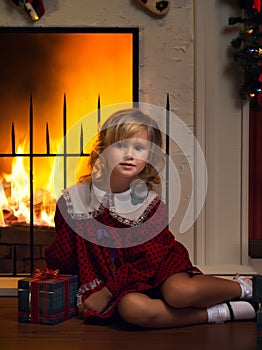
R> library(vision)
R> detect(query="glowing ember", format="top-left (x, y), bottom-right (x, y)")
top-left (0, 145), bottom-right (56, 227)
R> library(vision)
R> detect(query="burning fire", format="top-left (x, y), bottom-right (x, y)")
top-left (0, 145), bottom-right (56, 227)
top-left (0, 32), bottom-right (134, 228)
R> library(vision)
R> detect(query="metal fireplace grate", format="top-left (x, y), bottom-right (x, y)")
top-left (0, 94), bottom-right (100, 275)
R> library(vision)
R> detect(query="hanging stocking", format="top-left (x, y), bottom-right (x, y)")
top-left (11, 0), bottom-right (45, 21)
top-left (136, 0), bottom-right (171, 16)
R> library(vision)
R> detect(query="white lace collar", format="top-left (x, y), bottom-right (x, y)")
top-left (92, 184), bottom-right (131, 203)
top-left (63, 181), bottom-right (159, 223)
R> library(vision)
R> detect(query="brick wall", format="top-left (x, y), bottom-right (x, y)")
top-left (0, 226), bottom-right (56, 275)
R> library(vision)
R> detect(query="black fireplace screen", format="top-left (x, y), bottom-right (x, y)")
top-left (0, 27), bottom-right (139, 276)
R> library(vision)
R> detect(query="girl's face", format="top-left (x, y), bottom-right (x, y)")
top-left (105, 129), bottom-right (150, 183)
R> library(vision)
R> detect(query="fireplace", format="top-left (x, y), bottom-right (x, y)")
top-left (0, 27), bottom-right (139, 276)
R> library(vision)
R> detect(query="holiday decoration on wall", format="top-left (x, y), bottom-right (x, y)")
top-left (136, 0), bottom-right (170, 16)
top-left (228, 0), bottom-right (262, 111)
top-left (11, 0), bottom-right (45, 21)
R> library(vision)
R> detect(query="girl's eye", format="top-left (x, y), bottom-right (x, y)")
top-left (115, 141), bottom-right (125, 148)
top-left (134, 144), bottom-right (145, 151)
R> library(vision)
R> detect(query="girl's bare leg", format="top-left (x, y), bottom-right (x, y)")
top-left (160, 272), bottom-right (242, 309)
top-left (118, 292), bottom-right (208, 329)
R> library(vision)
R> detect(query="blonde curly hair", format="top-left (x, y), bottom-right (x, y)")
top-left (81, 108), bottom-right (165, 191)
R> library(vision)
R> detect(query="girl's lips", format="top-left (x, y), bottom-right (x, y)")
top-left (120, 163), bottom-right (136, 167)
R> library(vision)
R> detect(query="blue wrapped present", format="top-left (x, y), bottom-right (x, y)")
top-left (18, 268), bottom-right (78, 325)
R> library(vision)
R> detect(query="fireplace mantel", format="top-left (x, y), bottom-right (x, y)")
top-left (193, 0), bottom-right (261, 275)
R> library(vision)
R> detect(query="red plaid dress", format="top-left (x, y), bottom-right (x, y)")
top-left (45, 183), bottom-right (201, 321)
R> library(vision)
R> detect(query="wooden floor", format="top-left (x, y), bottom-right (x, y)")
top-left (0, 297), bottom-right (260, 350)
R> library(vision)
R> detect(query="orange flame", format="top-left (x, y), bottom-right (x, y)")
top-left (0, 33), bottom-right (134, 227)
top-left (0, 145), bottom-right (56, 227)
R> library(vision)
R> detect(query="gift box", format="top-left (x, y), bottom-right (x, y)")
top-left (18, 268), bottom-right (78, 325)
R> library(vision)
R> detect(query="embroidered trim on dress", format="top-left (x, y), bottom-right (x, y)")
top-left (106, 195), bottom-right (161, 227)
top-left (63, 189), bottom-right (103, 220)
top-left (76, 278), bottom-right (104, 307)
top-left (63, 189), bottom-right (161, 227)
top-left (77, 277), bottom-right (115, 316)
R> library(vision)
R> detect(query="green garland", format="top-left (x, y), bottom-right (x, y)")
top-left (229, 0), bottom-right (262, 111)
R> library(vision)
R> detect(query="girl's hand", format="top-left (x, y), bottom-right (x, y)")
top-left (78, 287), bottom-right (113, 316)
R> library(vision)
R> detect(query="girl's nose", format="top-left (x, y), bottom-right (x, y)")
top-left (123, 146), bottom-right (134, 159)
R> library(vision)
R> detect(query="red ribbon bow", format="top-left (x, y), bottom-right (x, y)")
top-left (32, 267), bottom-right (60, 280)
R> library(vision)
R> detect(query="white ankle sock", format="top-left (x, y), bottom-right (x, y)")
top-left (207, 303), bottom-right (230, 323)
top-left (234, 274), bottom-right (253, 300)
top-left (207, 301), bottom-right (256, 323)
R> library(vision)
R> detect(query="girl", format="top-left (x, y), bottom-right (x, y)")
top-left (45, 108), bottom-right (255, 328)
